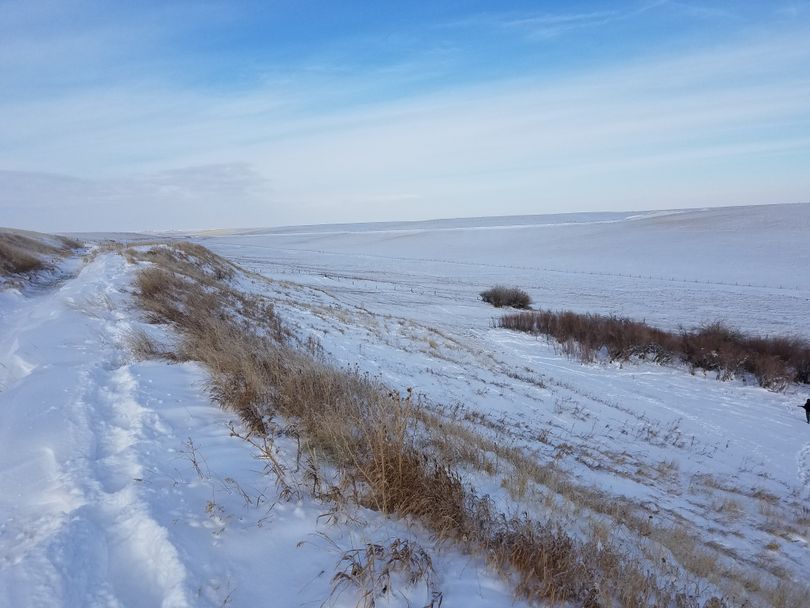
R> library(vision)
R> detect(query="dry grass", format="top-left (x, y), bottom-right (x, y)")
top-left (499, 310), bottom-right (810, 389)
top-left (480, 285), bottom-right (532, 309)
top-left (127, 242), bottom-right (791, 607)
top-left (0, 241), bottom-right (43, 274)
top-left (127, 328), bottom-right (180, 362)
top-left (0, 229), bottom-right (81, 277)
top-left (327, 537), bottom-right (441, 608)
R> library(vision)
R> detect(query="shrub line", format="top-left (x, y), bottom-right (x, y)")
top-left (498, 310), bottom-right (810, 390)
top-left (481, 286), bottom-right (532, 309)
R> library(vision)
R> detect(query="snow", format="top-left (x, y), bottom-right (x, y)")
top-left (2, 203), bottom-right (809, 606)
top-left (0, 254), bottom-right (519, 607)
top-left (197, 203), bottom-right (810, 592)
top-left (204, 203), bottom-right (810, 338)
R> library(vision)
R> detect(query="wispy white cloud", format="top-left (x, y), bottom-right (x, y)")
top-left (1, 4), bottom-right (809, 231)
top-left (440, 1), bottom-right (722, 41)
top-left (656, 1), bottom-right (739, 20)
top-left (493, 9), bottom-right (623, 40)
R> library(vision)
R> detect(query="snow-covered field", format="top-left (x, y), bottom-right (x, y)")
top-left (199, 203), bottom-right (810, 599)
top-left (1, 203), bottom-right (809, 606)
top-left (204, 204), bottom-right (810, 339)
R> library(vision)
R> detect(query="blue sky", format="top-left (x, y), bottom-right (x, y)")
top-left (1, 0), bottom-right (809, 231)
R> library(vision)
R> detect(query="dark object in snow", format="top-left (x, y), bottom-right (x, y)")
top-left (801, 399), bottom-right (810, 424)
top-left (480, 286), bottom-right (532, 309)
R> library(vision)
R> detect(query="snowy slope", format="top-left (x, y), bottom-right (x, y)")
top-left (2, 204), bottom-right (809, 606)
top-left (0, 253), bottom-right (520, 607)
top-left (198, 204), bottom-right (810, 598)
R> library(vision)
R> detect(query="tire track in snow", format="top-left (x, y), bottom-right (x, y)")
top-left (68, 362), bottom-right (191, 608)
top-left (0, 255), bottom-right (191, 608)
top-left (798, 442), bottom-right (810, 496)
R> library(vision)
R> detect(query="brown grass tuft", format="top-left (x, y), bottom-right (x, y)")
top-left (0, 240), bottom-right (44, 275)
top-left (0, 229), bottom-right (81, 277)
top-left (328, 537), bottom-right (441, 608)
top-left (127, 328), bottom-right (180, 361)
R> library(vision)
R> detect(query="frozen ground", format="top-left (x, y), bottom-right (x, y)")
top-left (198, 203), bottom-right (810, 598)
top-left (0, 255), bottom-right (515, 607)
top-left (202, 203), bottom-right (810, 339)
top-left (1, 203), bottom-right (809, 606)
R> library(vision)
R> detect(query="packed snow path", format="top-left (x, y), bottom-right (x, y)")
top-left (0, 256), bottom-right (193, 606)
top-left (0, 254), bottom-right (520, 607)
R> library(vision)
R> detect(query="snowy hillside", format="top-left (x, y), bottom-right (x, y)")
top-left (203, 203), bottom-right (810, 338)
top-left (1, 205), bottom-right (809, 607)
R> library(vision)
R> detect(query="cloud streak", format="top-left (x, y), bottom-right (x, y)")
top-left (1, 2), bottom-right (809, 231)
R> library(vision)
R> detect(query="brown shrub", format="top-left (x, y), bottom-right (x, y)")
top-left (480, 285), bottom-right (532, 309)
top-left (683, 322), bottom-right (805, 388)
top-left (500, 310), bottom-right (809, 389)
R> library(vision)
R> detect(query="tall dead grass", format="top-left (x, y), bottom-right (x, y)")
top-left (499, 310), bottom-right (809, 389)
top-left (129, 242), bottom-right (746, 607)
top-left (0, 229), bottom-right (81, 276)
top-left (327, 536), bottom-right (442, 607)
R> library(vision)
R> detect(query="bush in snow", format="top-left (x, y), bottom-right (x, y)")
top-left (480, 286), bottom-right (532, 309)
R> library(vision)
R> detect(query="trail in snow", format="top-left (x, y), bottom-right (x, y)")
top-left (0, 255), bottom-right (190, 607)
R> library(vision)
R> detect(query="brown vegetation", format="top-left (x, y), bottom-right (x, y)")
top-left (480, 285), bottom-right (532, 309)
top-left (328, 538), bottom-right (441, 608)
top-left (0, 229), bottom-right (81, 277)
top-left (127, 242), bottom-right (787, 607)
top-left (499, 310), bottom-right (810, 389)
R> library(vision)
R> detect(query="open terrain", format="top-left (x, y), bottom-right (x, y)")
top-left (202, 204), bottom-right (810, 338)
top-left (1, 203), bottom-right (809, 607)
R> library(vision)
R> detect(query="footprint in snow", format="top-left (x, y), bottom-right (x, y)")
top-left (798, 442), bottom-right (810, 497)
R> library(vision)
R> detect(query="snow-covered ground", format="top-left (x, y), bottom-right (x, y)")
top-left (197, 203), bottom-right (810, 598)
top-left (2, 203), bottom-right (809, 606)
top-left (203, 203), bottom-right (810, 339)
top-left (0, 254), bottom-right (520, 607)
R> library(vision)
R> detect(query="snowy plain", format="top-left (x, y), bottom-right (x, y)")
top-left (1, 203), bottom-right (809, 607)
top-left (205, 203), bottom-right (810, 338)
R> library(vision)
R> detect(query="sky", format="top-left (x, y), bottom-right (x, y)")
top-left (1, 0), bottom-right (809, 232)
